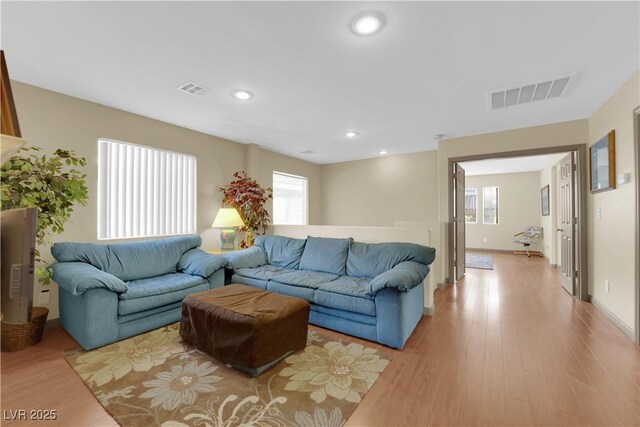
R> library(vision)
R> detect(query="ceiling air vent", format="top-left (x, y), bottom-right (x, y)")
top-left (489, 75), bottom-right (572, 110)
top-left (178, 81), bottom-right (211, 97)
top-left (300, 150), bottom-right (316, 155)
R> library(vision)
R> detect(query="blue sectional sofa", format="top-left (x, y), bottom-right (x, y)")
top-left (50, 235), bottom-right (226, 350)
top-left (224, 235), bottom-right (436, 349)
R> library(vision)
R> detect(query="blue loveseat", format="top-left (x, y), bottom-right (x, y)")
top-left (50, 235), bottom-right (226, 350)
top-left (224, 235), bottom-right (436, 349)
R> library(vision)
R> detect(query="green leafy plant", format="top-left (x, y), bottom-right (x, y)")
top-left (219, 171), bottom-right (273, 248)
top-left (1, 146), bottom-right (89, 284)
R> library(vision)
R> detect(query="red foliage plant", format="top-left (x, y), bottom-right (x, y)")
top-left (219, 171), bottom-right (273, 248)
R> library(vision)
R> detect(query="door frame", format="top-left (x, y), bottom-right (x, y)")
top-left (447, 144), bottom-right (589, 301)
top-left (634, 105), bottom-right (640, 344)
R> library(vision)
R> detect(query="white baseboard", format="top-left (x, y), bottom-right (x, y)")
top-left (437, 282), bottom-right (446, 289)
top-left (423, 306), bottom-right (435, 316)
top-left (589, 295), bottom-right (635, 340)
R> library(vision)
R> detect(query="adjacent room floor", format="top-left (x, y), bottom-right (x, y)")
top-left (2, 253), bottom-right (639, 426)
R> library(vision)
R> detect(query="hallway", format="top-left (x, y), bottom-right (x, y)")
top-left (348, 252), bottom-right (640, 426)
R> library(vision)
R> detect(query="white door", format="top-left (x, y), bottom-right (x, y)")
top-left (558, 153), bottom-right (575, 294)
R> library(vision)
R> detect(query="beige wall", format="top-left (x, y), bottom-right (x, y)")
top-left (11, 82), bottom-right (319, 320)
top-left (587, 70), bottom-right (639, 331)
top-left (465, 172), bottom-right (541, 251)
top-left (319, 150), bottom-right (439, 226)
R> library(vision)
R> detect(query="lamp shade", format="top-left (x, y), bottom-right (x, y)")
top-left (211, 207), bottom-right (245, 228)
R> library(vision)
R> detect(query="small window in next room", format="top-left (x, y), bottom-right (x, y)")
top-left (465, 188), bottom-right (478, 223)
top-left (97, 138), bottom-right (197, 240)
top-left (483, 186), bottom-right (499, 224)
top-left (272, 171), bottom-right (308, 225)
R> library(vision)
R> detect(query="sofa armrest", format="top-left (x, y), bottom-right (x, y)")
top-left (367, 261), bottom-right (430, 296)
top-left (49, 262), bottom-right (128, 296)
top-left (222, 246), bottom-right (267, 270)
top-left (178, 248), bottom-right (227, 278)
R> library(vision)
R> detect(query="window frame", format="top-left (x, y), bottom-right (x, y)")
top-left (272, 171), bottom-right (309, 226)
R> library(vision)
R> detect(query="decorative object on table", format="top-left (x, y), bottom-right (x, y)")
top-left (65, 323), bottom-right (391, 427)
top-left (513, 226), bottom-right (543, 257)
top-left (219, 171), bottom-right (272, 248)
top-left (1, 146), bottom-right (89, 285)
top-left (211, 207), bottom-right (245, 251)
top-left (590, 130), bottom-right (616, 193)
top-left (540, 185), bottom-right (550, 216)
top-left (465, 253), bottom-right (494, 270)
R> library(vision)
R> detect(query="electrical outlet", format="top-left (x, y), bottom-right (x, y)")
top-left (483, 237), bottom-right (488, 243)
top-left (39, 289), bottom-right (50, 305)
top-left (605, 280), bottom-right (610, 293)
top-left (596, 208), bottom-right (602, 219)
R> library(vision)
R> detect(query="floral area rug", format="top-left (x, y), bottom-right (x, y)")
top-left (64, 323), bottom-right (392, 427)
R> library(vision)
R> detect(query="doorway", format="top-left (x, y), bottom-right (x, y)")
top-left (448, 145), bottom-right (589, 301)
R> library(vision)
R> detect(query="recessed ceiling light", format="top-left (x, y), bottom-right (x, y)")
top-left (379, 150), bottom-right (388, 155)
top-left (231, 90), bottom-right (253, 100)
top-left (344, 131), bottom-right (359, 138)
top-left (351, 11), bottom-right (385, 36)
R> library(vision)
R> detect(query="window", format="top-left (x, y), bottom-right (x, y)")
top-left (272, 172), bottom-right (308, 225)
top-left (483, 186), bottom-right (499, 224)
top-left (98, 138), bottom-right (196, 240)
top-left (465, 188), bottom-right (478, 223)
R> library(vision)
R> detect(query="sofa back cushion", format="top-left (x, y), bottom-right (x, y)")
top-left (346, 241), bottom-right (436, 278)
top-left (51, 235), bottom-right (202, 281)
top-left (299, 236), bottom-right (352, 275)
top-left (255, 235), bottom-right (306, 269)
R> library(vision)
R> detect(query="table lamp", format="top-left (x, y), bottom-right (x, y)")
top-left (211, 207), bottom-right (245, 251)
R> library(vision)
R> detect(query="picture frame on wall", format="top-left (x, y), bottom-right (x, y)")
top-left (590, 130), bottom-right (616, 193)
top-left (541, 185), bottom-right (550, 216)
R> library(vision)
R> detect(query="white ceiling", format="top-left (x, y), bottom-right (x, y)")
top-left (2, 2), bottom-right (638, 164)
top-left (460, 153), bottom-right (569, 176)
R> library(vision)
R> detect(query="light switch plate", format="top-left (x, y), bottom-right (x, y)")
top-left (596, 208), bottom-right (601, 219)
top-left (617, 173), bottom-right (631, 185)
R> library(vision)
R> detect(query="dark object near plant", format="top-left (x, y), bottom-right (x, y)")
top-left (219, 171), bottom-right (273, 248)
top-left (1, 146), bottom-right (89, 283)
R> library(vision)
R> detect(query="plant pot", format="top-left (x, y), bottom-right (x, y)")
top-left (1, 307), bottom-right (49, 352)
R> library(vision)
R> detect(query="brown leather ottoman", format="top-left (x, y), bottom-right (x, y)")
top-left (179, 284), bottom-right (310, 376)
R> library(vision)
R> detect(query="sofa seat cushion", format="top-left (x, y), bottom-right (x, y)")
top-left (313, 278), bottom-right (376, 316)
top-left (234, 265), bottom-right (293, 281)
top-left (267, 281), bottom-right (315, 303)
top-left (118, 282), bottom-right (209, 316)
top-left (269, 270), bottom-right (339, 289)
top-left (120, 273), bottom-right (206, 300)
top-left (316, 276), bottom-right (372, 299)
top-left (232, 274), bottom-right (269, 290)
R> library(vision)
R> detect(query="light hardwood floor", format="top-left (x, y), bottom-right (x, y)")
top-left (2, 253), bottom-right (639, 426)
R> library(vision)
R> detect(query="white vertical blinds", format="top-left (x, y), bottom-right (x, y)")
top-left (272, 171), bottom-right (308, 225)
top-left (483, 186), bottom-right (499, 224)
top-left (98, 139), bottom-right (196, 240)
